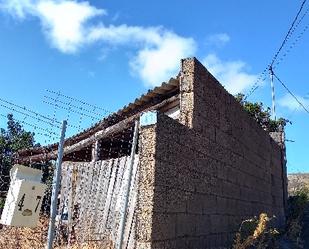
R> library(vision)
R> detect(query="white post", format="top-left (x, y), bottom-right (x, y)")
top-left (91, 140), bottom-right (100, 162)
top-left (47, 120), bottom-right (67, 249)
top-left (117, 120), bottom-right (139, 249)
top-left (269, 66), bottom-right (276, 120)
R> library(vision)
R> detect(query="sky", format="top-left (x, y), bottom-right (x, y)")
top-left (0, 0), bottom-right (308, 173)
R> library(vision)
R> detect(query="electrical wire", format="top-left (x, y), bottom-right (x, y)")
top-left (245, 0), bottom-right (309, 99)
top-left (273, 72), bottom-right (309, 114)
top-left (270, 0), bottom-right (308, 67)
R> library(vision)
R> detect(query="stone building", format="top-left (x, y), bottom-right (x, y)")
top-left (18, 57), bottom-right (287, 249)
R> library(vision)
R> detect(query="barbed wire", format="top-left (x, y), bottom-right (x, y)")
top-left (43, 90), bottom-right (117, 137)
top-left (44, 96), bottom-right (104, 119)
top-left (0, 113), bottom-right (59, 139)
top-left (0, 97), bottom-right (61, 126)
top-left (0, 103), bottom-right (61, 129)
top-left (46, 90), bottom-right (112, 115)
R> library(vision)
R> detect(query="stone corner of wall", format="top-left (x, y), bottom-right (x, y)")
top-left (180, 57), bottom-right (208, 74)
top-left (269, 131), bottom-right (286, 149)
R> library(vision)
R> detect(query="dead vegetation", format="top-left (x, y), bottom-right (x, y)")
top-left (232, 185), bottom-right (309, 249)
top-left (232, 213), bottom-right (279, 249)
top-left (0, 216), bottom-right (114, 249)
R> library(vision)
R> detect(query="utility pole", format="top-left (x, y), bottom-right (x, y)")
top-left (269, 66), bottom-right (276, 120)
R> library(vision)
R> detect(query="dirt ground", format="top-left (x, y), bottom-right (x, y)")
top-left (0, 216), bottom-right (114, 249)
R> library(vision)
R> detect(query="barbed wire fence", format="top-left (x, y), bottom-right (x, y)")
top-left (0, 95), bottom-right (62, 248)
top-left (0, 91), bottom-right (140, 249)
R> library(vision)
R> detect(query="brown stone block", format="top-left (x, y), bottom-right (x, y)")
top-left (201, 194), bottom-right (217, 214)
top-left (135, 241), bottom-right (152, 249)
top-left (135, 209), bottom-right (153, 242)
top-left (175, 237), bottom-right (190, 249)
top-left (152, 240), bottom-right (177, 249)
top-left (222, 181), bottom-right (240, 199)
top-left (210, 177), bottom-right (223, 196)
top-left (176, 213), bottom-right (197, 237)
top-left (194, 156), bottom-right (217, 175)
top-left (188, 237), bottom-right (208, 249)
top-left (165, 187), bottom-right (188, 213)
top-left (152, 213), bottom-right (176, 241)
top-left (186, 193), bottom-right (204, 214)
top-left (215, 128), bottom-right (230, 149)
top-left (196, 215), bottom-right (211, 236)
top-left (210, 214), bottom-right (224, 233)
top-left (217, 163), bottom-right (228, 181)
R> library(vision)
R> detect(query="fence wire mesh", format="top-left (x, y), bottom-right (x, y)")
top-left (55, 156), bottom-right (139, 249)
top-left (0, 91), bottom-right (139, 249)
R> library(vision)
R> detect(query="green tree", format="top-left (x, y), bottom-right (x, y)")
top-left (0, 114), bottom-right (36, 194)
top-left (235, 93), bottom-right (291, 132)
top-left (0, 114), bottom-right (54, 214)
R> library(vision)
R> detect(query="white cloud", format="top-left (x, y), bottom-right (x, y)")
top-left (0, 0), bottom-right (196, 86)
top-left (0, 0), bottom-right (35, 19)
top-left (0, 0), bottom-right (106, 53)
top-left (36, 1), bottom-right (105, 53)
top-left (131, 33), bottom-right (196, 86)
top-left (202, 54), bottom-right (257, 94)
top-left (87, 25), bottom-right (196, 86)
top-left (278, 94), bottom-right (309, 112)
top-left (206, 33), bottom-right (230, 47)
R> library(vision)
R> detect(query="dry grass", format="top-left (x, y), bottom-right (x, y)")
top-left (232, 213), bottom-right (279, 249)
top-left (0, 216), bottom-right (114, 249)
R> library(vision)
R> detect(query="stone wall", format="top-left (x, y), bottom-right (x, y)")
top-left (135, 58), bottom-right (287, 249)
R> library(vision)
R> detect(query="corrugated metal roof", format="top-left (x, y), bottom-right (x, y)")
top-left (17, 77), bottom-right (179, 157)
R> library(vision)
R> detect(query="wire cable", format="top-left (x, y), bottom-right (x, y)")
top-left (271, 0), bottom-right (308, 67)
top-left (245, 0), bottom-right (308, 99)
top-left (273, 72), bottom-right (309, 114)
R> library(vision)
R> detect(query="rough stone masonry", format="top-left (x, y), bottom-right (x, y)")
top-left (135, 58), bottom-right (287, 249)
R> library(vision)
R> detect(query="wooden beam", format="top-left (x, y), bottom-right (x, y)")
top-left (17, 95), bottom-right (179, 164)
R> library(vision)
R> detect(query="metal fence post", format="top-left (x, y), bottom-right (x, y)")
top-left (117, 120), bottom-right (139, 249)
top-left (47, 120), bottom-right (67, 249)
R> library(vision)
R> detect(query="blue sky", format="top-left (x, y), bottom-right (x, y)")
top-left (0, 0), bottom-right (308, 173)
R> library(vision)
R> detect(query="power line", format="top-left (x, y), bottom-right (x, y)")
top-left (272, 72), bottom-right (309, 114)
top-left (273, 24), bottom-right (309, 70)
top-left (245, 0), bottom-right (308, 99)
top-left (270, 0), bottom-right (308, 67)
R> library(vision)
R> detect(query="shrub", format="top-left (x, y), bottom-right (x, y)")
top-left (232, 213), bottom-right (279, 249)
top-left (286, 186), bottom-right (309, 246)
top-left (235, 93), bottom-right (290, 132)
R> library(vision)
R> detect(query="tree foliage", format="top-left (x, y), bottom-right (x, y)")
top-left (235, 93), bottom-right (291, 132)
top-left (0, 114), bottom-right (54, 213)
top-left (0, 114), bottom-right (36, 194)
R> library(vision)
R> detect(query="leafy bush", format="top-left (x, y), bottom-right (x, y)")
top-left (286, 186), bottom-right (309, 246)
top-left (235, 93), bottom-right (290, 132)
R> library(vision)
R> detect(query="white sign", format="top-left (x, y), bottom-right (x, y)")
top-left (0, 165), bottom-right (46, 227)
